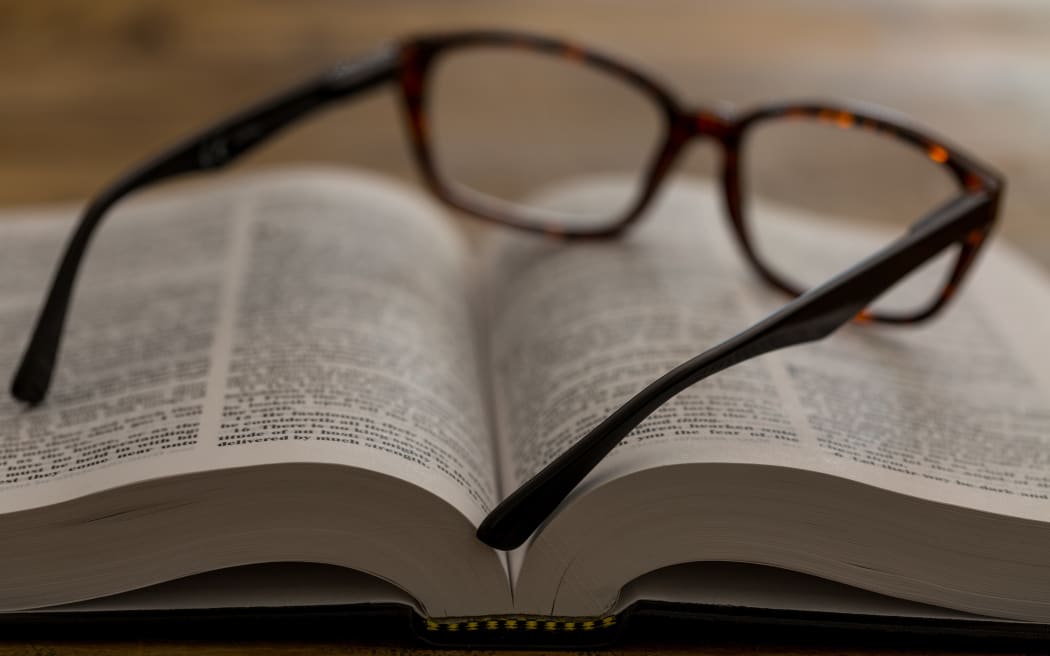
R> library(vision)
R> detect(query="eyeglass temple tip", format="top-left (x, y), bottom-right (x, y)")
top-left (11, 361), bottom-right (50, 405)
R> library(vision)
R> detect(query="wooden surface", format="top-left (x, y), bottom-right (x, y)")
top-left (2, 1), bottom-right (1048, 654)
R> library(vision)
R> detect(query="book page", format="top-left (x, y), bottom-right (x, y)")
top-left (484, 178), bottom-right (1050, 522)
top-left (0, 170), bottom-right (498, 525)
top-left (211, 172), bottom-right (497, 524)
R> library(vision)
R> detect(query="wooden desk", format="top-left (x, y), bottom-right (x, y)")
top-left (0, 1), bottom-right (1046, 654)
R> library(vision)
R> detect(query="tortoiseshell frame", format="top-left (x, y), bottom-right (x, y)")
top-left (398, 31), bottom-right (1002, 324)
top-left (10, 30), bottom-right (1003, 550)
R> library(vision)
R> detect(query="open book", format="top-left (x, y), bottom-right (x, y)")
top-left (1, 168), bottom-right (1049, 638)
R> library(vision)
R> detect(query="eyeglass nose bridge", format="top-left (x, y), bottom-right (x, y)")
top-left (679, 107), bottom-right (737, 144)
top-left (643, 106), bottom-right (740, 213)
top-left (648, 106), bottom-right (738, 188)
top-left (656, 107), bottom-right (738, 174)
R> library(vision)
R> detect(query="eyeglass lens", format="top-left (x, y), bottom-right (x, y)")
top-left (428, 46), bottom-right (664, 231)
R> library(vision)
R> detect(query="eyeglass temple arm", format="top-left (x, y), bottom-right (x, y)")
top-left (10, 44), bottom-right (400, 405)
top-left (477, 191), bottom-right (996, 551)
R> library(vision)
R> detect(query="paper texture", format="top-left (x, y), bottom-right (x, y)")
top-left (0, 171), bottom-right (497, 524)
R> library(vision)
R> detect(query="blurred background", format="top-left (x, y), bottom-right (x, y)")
top-left (2, 0), bottom-right (1048, 269)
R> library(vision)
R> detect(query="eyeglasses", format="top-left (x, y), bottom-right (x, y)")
top-left (11, 30), bottom-right (1003, 549)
